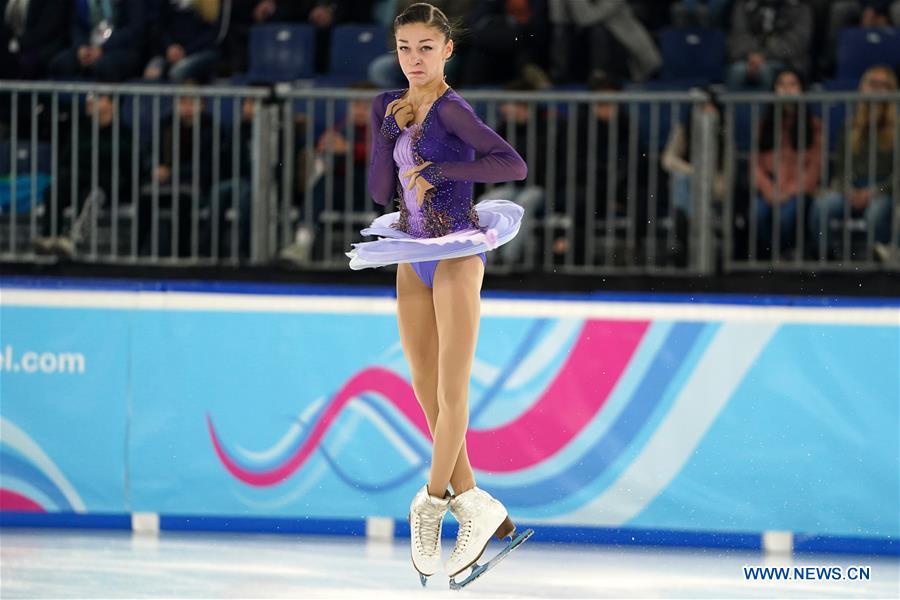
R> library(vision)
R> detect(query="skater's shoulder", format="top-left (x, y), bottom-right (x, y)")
top-left (434, 89), bottom-right (478, 124)
top-left (372, 89), bottom-right (408, 111)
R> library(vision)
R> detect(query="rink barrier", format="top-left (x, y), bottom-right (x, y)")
top-left (2, 512), bottom-right (897, 556)
top-left (1, 277), bottom-right (897, 556)
top-left (3, 273), bottom-right (900, 306)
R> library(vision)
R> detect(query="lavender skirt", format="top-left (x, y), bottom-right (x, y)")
top-left (346, 199), bottom-right (524, 270)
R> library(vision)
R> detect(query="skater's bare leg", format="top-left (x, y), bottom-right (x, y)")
top-left (427, 255), bottom-right (484, 499)
top-left (397, 263), bottom-right (477, 497)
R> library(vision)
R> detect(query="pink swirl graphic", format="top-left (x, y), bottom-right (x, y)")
top-left (209, 319), bottom-right (648, 486)
top-left (0, 489), bottom-right (45, 512)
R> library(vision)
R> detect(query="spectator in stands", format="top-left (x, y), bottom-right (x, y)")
top-left (301, 81), bottom-right (374, 260)
top-left (246, 0), bottom-right (374, 74)
top-left (214, 94), bottom-right (256, 259)
top-left (458, 0), bottom-right (551, 89)
top-left (33, 93), bottom-right (133, 258)
top-left (553, 72), bottom-right (630, 262)
top-left (2, 0), bottom-right (70, 79)
top-left (48, 0), bottom-right (146, 81)
top-left (143, 0), bottom-right (226, 83)
top-left (809, 65), bottom-right (897, 259)
top-left (661, 92), bottom-right (726, 263)
top-left (752, 68), bottom-right (822, 258)
top-left (476, 78), bottom-right (548, 264)
top-left (547, 0), bottom-right (662, 84)
top-left (726, 0), bottom-right (813, 90)
top-left (146, 85), bottom-right (240, 258)
top-left (820, 0), bottom-right (900, 78)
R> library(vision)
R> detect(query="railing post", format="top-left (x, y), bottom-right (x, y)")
top-left (249, 97), bottom-right (274, 264)
top-left (690, 90), bottom-right (716, 274)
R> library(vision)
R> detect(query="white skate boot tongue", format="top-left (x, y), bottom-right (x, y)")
top-left (414, 488), bottom-right (449, 556)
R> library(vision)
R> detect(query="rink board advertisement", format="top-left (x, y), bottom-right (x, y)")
top-left (1, 278), bottom-right (898, 551)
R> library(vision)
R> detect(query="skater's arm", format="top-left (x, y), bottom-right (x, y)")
top-left (418, 98), bottom-right (527, 185)
top-left (368, 93), bottom-right (398, 207)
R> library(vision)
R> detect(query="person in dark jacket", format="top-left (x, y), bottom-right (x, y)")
top-left (143, 0), bottom-right (225, 83)
top-left (726, 0), bottom-right (813, 89)
top-left (1, 0), bottom-right (70, 79)
top-left (145, 89), bottom-right (221, 257)
top-left (33, 93), bottom-right (134, 258)
top-left (459, 0), bottom-right (550, 88)
top-left (48, 0), bottom-right (146, 81)
top-left (553, 73), bottom-right (631, 263)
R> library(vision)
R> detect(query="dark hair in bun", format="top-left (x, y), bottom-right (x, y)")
top-left (394, 3), bottom-right (453, 41)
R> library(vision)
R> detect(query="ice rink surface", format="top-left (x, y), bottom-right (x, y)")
top-left (2, 529), bottom-right (898, 599)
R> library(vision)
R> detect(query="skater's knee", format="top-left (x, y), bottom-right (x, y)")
top-left (436, 389), bottom-right (469, 417)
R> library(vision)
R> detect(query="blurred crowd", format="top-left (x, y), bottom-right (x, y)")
top-left (1, 1), bottom-right (898, 267)
top-left (2, 0), bottom-right (899, 87)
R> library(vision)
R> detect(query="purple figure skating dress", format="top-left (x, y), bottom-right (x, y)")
top-left (346, 87), bottom-right (527, 286)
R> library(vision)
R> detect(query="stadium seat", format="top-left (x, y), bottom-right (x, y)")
top-left (0, 141), bottom-right (52, 215)
top-left (658, 27), bottom-right (726, 84)
top-left (325, 23), bottom-right (387, 84)
top-left (836, 27), bottom-right (900, 81)
top-left (0, 140), bottom-right (51, 177)
top-left (247, 24), bottom-right (315, 83)
top-left (821, 78), bottom-right (860, 151)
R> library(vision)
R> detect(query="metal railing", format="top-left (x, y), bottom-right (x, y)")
top-left (2, 81), bottom-right (897, 274)
top-left (720, 90), bottom-right (900, 272)
top-left (0, 81), bottom-right (271, 266)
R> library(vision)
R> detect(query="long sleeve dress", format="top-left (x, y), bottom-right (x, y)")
top-left (347, 87), bottom-right (527, 270)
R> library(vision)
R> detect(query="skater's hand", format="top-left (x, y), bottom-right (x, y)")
top-left (403, 161), bottom-right (435, 206)
top-left (385, 97), bottom-right (414, 130)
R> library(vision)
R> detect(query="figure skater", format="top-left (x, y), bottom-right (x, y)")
top-left (346, 2), bottom-right (530, 587)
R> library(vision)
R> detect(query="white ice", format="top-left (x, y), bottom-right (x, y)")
top-left (2, 529), bottom-right (898, 599)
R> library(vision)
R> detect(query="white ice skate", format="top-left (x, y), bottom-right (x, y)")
top-left (408, 484), bottom-right (450, 587)
top-left (445, 487), bottom-right (534, 590)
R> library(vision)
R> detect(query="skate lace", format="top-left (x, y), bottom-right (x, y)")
top-left (415, 508), bottom-right (443, 556)
top-left (450, 520), bottom-right (473, 560)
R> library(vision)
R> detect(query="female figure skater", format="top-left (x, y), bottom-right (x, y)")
top-left (346, 2), bottom-right (528, 586)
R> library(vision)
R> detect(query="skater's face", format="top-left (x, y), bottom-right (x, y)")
top-left (395, 23), bottom-right (453, 87)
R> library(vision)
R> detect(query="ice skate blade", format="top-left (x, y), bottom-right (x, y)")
top-left (448, 528), bottom-right (534, 590)
top-left (419, 573), bottom-right (428, 587)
